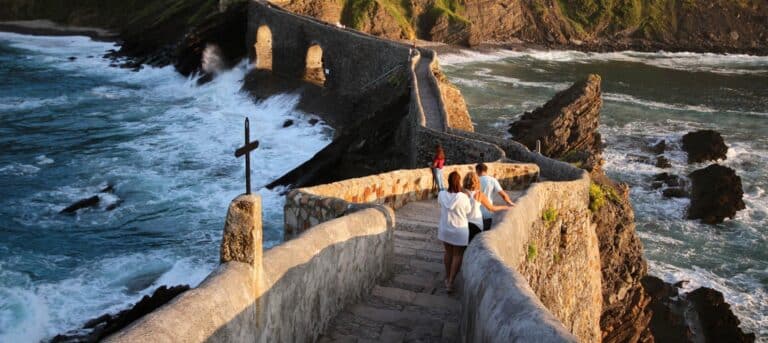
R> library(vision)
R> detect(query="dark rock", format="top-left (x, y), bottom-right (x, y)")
top-left (60, 196), bottom-right (100, 214)
top-left (654, 173), bottom-right (687, 188)
top-left (509, 74), bottom-right (603, 171)
top-left (196, 73), bottom-right (214, 86)
top-left (663, 187), bottom-right (688, 198)
top-left (656, 156), bottom-right (672, 169)
top-left (627, 153), bottom-right (652, 164)
top-left (68, 56), bottom-right (76, 61)
top-left (651, 181), bottom-right (664, 189)
top-left (100, 184), bottom-right (114, 193)
top-left (173, 2), bottom-right (248, 76)
top-left (649, 140), bottom-right (666, 155)
top-left (688, 164), bottom-right (745, 224)
top-left (688, 288), bottom-right (756, 342)
top-left (308, 118), bottom-right (320, 126)
top-left (52, 285), bottom-right (189, 343)
top-left (642, 276), bottom-right (756, 342)
top-left (641, 276), bottom-right (692, 342)
top-left (682, 130), bottom-right (728, 163)
top-left (282, 119), bottom-right (294, 128)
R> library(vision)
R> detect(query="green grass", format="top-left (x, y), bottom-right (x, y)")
top-left (542, 207), bottom-right (558, 225)
top-left (342, 0), bottom-right (415, 38)
top-left (527, 244), bottom-right (538, 262)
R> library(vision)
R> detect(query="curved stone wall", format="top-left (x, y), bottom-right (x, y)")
top-left (284, 162), bottom-right (539, 236)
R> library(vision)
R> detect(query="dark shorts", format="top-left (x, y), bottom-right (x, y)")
top-left (483, 218), bottom-right (492, 231)
top-left (468, 223), bottom-right (482, 242)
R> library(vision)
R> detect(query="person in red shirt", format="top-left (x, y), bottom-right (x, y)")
top-left (432, 145), bottom-right (446, 191)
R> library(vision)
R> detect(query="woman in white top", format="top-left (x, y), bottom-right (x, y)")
top-left (463, 171), bottom-right (510, 242)
top-left (438, 171), bottom-right (471, 292)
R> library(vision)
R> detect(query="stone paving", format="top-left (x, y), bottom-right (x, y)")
top-left (415, 55), bottom-right (446, 132)
top-left (320, 191), bottom-right (523, 343)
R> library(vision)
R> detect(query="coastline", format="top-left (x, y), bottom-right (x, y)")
top-left (0, 20), bottom-right (117, 41)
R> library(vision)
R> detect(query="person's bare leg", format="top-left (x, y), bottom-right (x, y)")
top-left (443, 243), bottom-right (452, 287)
top-left (448, 246), bottom-right (466, 290)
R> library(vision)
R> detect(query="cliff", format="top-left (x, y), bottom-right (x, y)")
top-left (275, 0), bottom-right (768, 54)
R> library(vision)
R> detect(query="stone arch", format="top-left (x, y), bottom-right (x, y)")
top-left (304, 44), bottom-right (326, 86)
top-left (254, 25), bottom-right (272, 70)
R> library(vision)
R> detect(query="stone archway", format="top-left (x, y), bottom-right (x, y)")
top-left (254, 25), bottom-right (272, 70)
top-left (304, 44), bottom-right (325, 86)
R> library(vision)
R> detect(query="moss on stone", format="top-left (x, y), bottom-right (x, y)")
top-left (542, 207), bottom-right (558, 224)
top-left (527, 244), bottom-right (538, 262)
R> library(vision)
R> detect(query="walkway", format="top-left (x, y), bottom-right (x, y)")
top-left (319, 191), bottom-right (524, 342)
top-left (415, 54), bottom-right (446, 132)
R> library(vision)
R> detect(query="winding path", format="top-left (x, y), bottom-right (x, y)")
top-left (415, 54), bottom-right (447, 132)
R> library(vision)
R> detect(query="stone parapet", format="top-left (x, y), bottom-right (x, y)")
top-left (460, 169), bottom-right (603, 342)
top-left (284, 162), bottom-right (539, 236)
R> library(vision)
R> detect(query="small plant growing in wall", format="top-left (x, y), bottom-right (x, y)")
top-left (527, 244), bottom-right (538, 262)
top-left (542, 207), bottom-right (558, 225)
top-left (589, 183), bottom-right (606, 212)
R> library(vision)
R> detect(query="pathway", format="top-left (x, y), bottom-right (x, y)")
top-left (319, 191), bottom-right (524, 342)
top-left (415, 54), bottom-right (446, 132)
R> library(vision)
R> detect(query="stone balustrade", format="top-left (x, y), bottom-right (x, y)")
top-left (284, 162), bottom-right (539, 236)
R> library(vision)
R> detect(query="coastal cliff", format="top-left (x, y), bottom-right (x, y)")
top-left (2, 0), bottom-right (766, 57)
top-left (509, 74), bottom-right (755, 342)
top-left (275, 0), bottom-right (768, 54)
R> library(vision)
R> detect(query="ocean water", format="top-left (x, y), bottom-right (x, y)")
top-left (441, 49), bottom-right (768, 340)
top-left (0, 33), bottom-right (331, 342)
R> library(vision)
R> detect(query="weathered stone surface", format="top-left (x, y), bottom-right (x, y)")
top-left (509, 74), bottom-right (604, 171)
top-left (220, 194), bottom-right (262, 266)
top-left (682, 129), bottom-right (728, 163)
top-left (688, 164), bottom-right (745, 224)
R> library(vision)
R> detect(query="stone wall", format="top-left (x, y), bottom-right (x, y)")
top-left (107, 195), bottom-right (395, 342)
top-left (459, 151), bottom-right (603, 342)
top-left (284, 162), bottom-right (539, 236)
top-left (415, 127), bottom-right (504, 167)
top-left (247, 1), bottom-right (412, 96)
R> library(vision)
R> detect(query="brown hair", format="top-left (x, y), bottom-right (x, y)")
top-left (435, 145), bottom-right (445, 160)
top-left (463, 172), bottom-right (480, 192)
top-left (448, 171), bottom-right (462, 193)
top-left (475, 163), bottom-right (488, 174)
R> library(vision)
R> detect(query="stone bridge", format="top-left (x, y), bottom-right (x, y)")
top-left (105, 1), bottom-right (602, 342)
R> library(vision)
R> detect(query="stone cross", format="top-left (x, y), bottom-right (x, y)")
top-left (235, 117), bottom-right (260, 194)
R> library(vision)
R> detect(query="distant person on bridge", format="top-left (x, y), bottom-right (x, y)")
top-left (463, 171), bottom-right (510, 242)
top-left (476, 163), bottom-right (515, 230)
top-left (432, 145), bottom-right (446, 191)
top-left (438, 171), bottom-right (471, 293)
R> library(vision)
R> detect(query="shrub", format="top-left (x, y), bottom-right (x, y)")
top-left (589, 183), bottom-right (606, 212)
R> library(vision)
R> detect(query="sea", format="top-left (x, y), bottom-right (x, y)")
top-left (0, 32), bottom-right (331, 342)
top-left (440, 49), bottom-right (768, 340)
top-left (0, 32), bottom-right (765, 341)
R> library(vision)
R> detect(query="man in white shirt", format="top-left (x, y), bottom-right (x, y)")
top-left (476, 163), bottom-right (515, 230)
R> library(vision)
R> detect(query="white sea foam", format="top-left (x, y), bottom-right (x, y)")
top-left (0, 32), bottom-right (332, 341)
top-left (441, 48), bottom-right (768, 75)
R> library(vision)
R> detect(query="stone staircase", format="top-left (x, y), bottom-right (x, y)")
top-left (319, 200), bottom-right (460, 343)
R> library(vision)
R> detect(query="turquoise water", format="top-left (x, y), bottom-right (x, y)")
top-left (0, 33), bottom-right (330, 341)
top-left (441, 49), bottom-right (768, 339)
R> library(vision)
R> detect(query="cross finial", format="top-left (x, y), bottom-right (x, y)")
top-left (235, 117), bottom-right (260, 194)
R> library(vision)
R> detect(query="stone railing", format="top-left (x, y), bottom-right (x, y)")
top-left (459, 148), bottom-right (603, 342)
top-left (107, 194), bottom-right (395, 342)
top-left (284, 162), bottom-right (539, 236)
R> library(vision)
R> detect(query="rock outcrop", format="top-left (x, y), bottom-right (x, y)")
top-left (510, 75), bottom-right (653, 342)
top-left (682, 130), bottom-right (729, 163)
top-left (642, 276), bottom-right (756, 343)
top-left (688, 164), bottom-right (746, 224)
top-left (509, 74), bottom-right (603, 171)
top-left (52, 285), bottom-right (189, 342)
